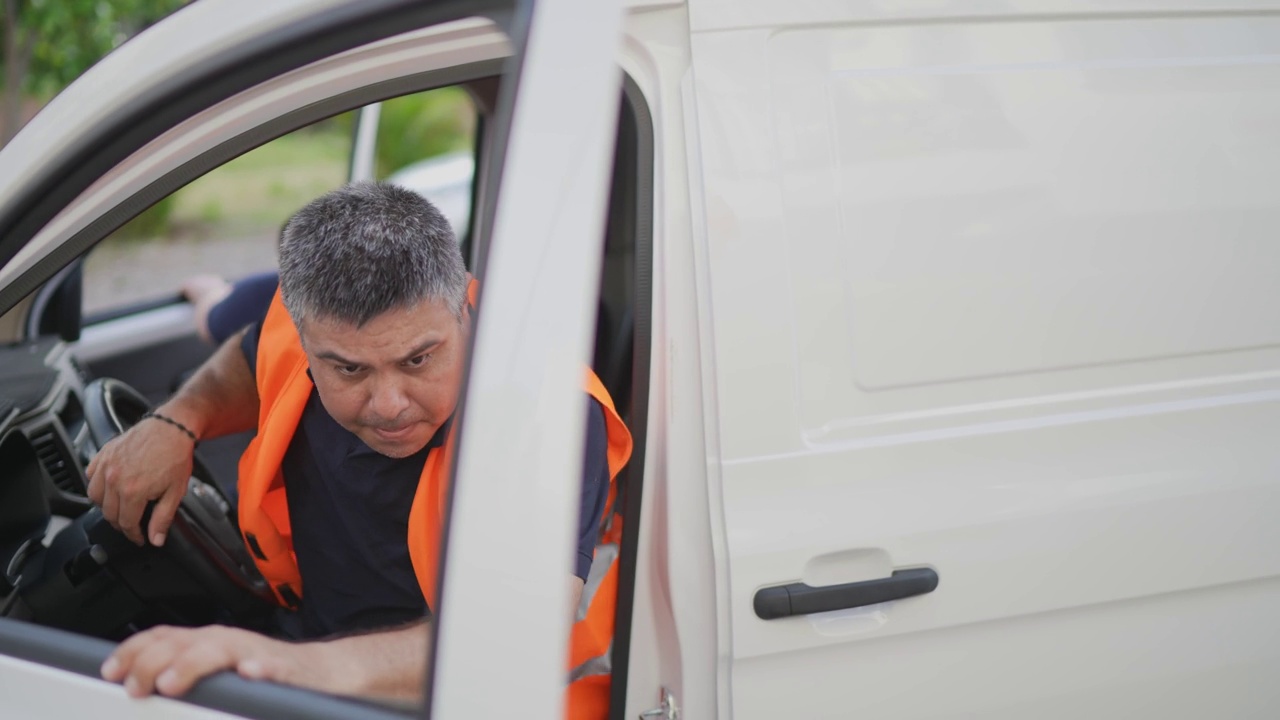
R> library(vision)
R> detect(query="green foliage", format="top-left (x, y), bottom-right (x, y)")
top-left (101, 120), bottom-right (350, 242)
top-left (113, 193), bottom-right (176, 240)
top-left (310, 109), bottom-right (355, 138)
top-left (2, 0), bottom-right (188, 144)
top-left (375, 86), bottom-right (476, 179)
top-left (168, 128), bottom-right (350, 231)
top-left (196, 198), bottom-right (223, 224)
top-left (8, 0), bottom-right (188, 95)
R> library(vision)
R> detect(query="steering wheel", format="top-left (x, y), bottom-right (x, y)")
top-left (12, 378), bottom-right (276, 638)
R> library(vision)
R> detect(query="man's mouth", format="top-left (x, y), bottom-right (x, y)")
top-left (371, 422), bottom-right (418, 441)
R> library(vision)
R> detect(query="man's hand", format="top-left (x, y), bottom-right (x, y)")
top-left (85, 413), bottom-right (196, 546)
top-left (84, 328), bottom-right (259, 546)
top-left (100, 625), bottom-right (357, 699)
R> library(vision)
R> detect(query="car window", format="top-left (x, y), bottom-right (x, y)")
top-left (81, 115), bottom-right (356, 318)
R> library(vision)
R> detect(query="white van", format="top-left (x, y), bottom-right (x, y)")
top-left (1, 1), bottom-right (1279, 718)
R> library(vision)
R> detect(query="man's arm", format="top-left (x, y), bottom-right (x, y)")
top-left (85, 328), bottom-right (260, 546)
top-left (102, 620), bottom-right (431, 702)
top-left (158, 325), bottom-right (261, 439)
top-left (104, 575), bottom-right (585, 703)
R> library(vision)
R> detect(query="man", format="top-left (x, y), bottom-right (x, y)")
top-left (85, 183), bottom-right (632, 717)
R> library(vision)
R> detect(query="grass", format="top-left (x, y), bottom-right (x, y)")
top-left (107, 88), bottom-right (474, 243)
top-left (166, 128), bottom-right (351, 235)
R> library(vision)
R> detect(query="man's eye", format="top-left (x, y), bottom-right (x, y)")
top-left (405, 354), bottom-right (430, 368)
top-left (337, 364), bottom-right (362, 376)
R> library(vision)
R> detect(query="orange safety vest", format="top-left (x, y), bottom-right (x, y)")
top-left (237, 286), bottom-right (633, 720)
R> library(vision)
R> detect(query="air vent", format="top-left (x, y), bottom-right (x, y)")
top-left (29, 427), bottom-right (82, 496)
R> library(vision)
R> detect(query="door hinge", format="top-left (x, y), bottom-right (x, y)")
top-left (639, 687), bottom-right (679, 720)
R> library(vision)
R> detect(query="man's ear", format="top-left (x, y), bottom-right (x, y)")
top-left (464, 273), bottom-right (479, 314)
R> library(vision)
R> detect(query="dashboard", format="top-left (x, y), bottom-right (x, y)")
top-left (0, 338), bottom-right (275, 639)
top-left (0, 338), bottom-right (96, 549)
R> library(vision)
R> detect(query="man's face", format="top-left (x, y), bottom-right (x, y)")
top-left (298, 297), bottom-right (470, 458)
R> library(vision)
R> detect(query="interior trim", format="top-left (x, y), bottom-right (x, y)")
top-left (82, 293), bottom-right (186, 327)
top-left (607, 75), bottom-right (656, 720)
top-left (73, 304), bottom-right (197, 365)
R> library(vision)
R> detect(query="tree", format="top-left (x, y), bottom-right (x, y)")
top-left (1, 0), bottom-right (186, 144)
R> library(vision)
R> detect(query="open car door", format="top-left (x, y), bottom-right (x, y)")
top-left (427, 0), bottom-right (625, 718)
top-left (0, 0), bottom-right (624, 718)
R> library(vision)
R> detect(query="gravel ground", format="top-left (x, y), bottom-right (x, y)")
top-left (83, 231), bottom-right (279, 315)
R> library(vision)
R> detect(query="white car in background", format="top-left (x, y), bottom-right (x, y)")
top-left (386, 150), bottom-right (474, 239)
top-left (351, 97), bottom-right (475, 239)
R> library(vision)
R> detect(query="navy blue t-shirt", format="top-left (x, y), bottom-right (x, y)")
top-left (241, 323), bottom-right (610, 639)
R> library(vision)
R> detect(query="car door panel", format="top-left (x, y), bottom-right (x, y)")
top-left (0, 3), bottom-right (526, 719)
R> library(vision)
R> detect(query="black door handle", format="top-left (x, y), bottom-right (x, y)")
top-left (753, 568), bottom-right (939, 620)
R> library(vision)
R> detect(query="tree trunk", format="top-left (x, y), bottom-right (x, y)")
top-left (2, 0), bottom-right (32, 146)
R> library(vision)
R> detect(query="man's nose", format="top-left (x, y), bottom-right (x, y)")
top-left (368, 375), bottom-right (411, 421)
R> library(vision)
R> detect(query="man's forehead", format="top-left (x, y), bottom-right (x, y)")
top-left (302, 297), bottom-right (457, 330)
top-left (299, 301), bottom-right (456, 357)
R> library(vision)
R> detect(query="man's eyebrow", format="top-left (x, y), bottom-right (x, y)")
top-left (399, 338), bottom-right (442, 363)
top-left (315, 350), bottom-right (362, 366)
top-left (313, 338), bottom-right (442, 367)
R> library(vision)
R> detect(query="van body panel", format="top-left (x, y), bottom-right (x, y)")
top-left (688, 0), bottom-right (1280, 33)
top-left (691, 7), bottom-right (1280, 718)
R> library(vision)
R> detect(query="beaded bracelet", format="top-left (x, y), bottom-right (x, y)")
top-left (141, 411), bottom-right (198, 443)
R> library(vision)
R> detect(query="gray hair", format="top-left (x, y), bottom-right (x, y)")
top-left (278, 182), bottom-right (467, 328)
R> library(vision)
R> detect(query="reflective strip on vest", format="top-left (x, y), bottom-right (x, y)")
top-left (577, 542), bottom-right (618, 623)
top-left (569, 542), bottom-right (619, 683)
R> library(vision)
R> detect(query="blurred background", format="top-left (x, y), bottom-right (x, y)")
top-left (1, 0), bottom-right (476, 315)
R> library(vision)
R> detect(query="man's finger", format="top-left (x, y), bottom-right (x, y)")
top-left (85, 465), bottom-right (103, 505)
top-left (155, 636), bottom-right (236, 697)
top-left (101, 486), bottom-right (120, 530)
top-left (125, 645), bottom-right (177, 698)
top-left (116, 492), bottom-right (149, 547)
top-left (104, 625), bottom-right (175, 683)
top-left (115, 628), bottom-right (184, 697)
top-left (148, 482), bottom-right (187, 548)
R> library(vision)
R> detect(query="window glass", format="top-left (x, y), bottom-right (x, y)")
top-left (376, 86), bottom-right (477, 240)
top-left (81, 115), bottom-right (355, 316)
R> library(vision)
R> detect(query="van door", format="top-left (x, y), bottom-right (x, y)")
top-left (690, 4), bottom-right (1280, 719)
top-left (426, 0), bottom-right (625, 718)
